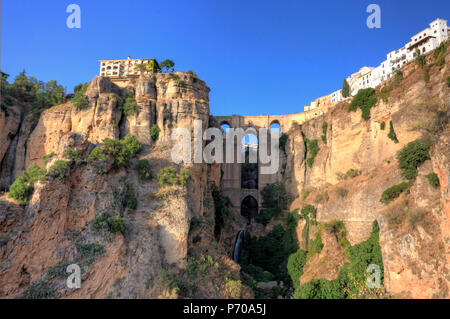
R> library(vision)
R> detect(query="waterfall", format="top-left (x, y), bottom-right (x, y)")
top-left (233, 230), bottom-right (244, 263)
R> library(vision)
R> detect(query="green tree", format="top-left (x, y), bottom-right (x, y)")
top-left (160, 59), bottom-right (175, 72)
top-left (342, 79), bottom-right (350, 98)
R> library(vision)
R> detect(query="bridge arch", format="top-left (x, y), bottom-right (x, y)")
top-left (241, 195), bottom-right (258, 224)
top-left (270, 120), bottom-right (281, 133)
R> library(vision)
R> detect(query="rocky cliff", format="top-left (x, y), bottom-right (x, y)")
top-left (0, 48), bottom-right (449, 299)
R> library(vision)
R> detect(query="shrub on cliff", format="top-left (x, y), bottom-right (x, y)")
top-left (348, 88), bottom-right (377, 120)
top-left (46, 160), bottom-right (69, 181)
top-left (425, 172), bottom-right (440, 188)
top-left (397, 138), bottom-right (432, 181)
top-left (23, 281), bottom-right (55, 299)
top-left (150, 124), bottom-right (160, 141)
top-left (91, 213), bottom-right (125, 237)
top-left (305, 138), bottom-right (319, 168)
top-left (71, 83), bottom-right (89, 110)
top-left (387, 120), bottom-right (399, 143)
top-left (287, 249), bottom-right (307, 289)
top-left (87, 147), bottom-right (106, 164)
top-left (446, 76), bottom-right (450, 87)
top-left (380, 182), bottom-right (410, 204)
top-left (9, 164), bottom-right (47, 205)
top-left (123, 94), bottom-right (140, 116)
top-left (321, 122), bottom-right (328, 144)
top-left (137, 159), bottom-right (153, 180)
top-left (157, 166), bottom-right (177, 186)
top-left (103, 134), bottom-right (141, 168)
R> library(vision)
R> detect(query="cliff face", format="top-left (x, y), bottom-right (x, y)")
top-left (0, 50), bottom-right (449, 299)
top-left (0, 73), bottom-right (235, 299)
top-left (285, 50), bottom-right (449, 298)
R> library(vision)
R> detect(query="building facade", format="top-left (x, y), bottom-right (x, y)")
top-left (305, 18), bottom-right (448, 113)
top-left (99, 57), bottom-right (159, 77)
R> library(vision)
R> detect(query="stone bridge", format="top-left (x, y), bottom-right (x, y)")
top-left (213, 110), bottom-right (323, 217)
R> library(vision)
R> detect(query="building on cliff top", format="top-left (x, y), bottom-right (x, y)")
top-left (305, 18), bottom-right (449, 113)
top-left (99, 56), bottom-right (159, 78)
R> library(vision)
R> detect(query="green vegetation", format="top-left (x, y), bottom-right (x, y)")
top-left (397, 138), bottom-right (432, 181)
top-left (103, 134), bottom-right (141, 168)
top-left (304, 138), bottom-right (319, 168)
top-left (178, 168), bottom-right (190, 186)
top-left (46, 261), bottom-right (71, 279)
top-left (170, 74), bottom-right (184, 86)
top-left (380, 182), bottom-right (410, 204)
top-left (279, 133), bottom-right (288, 152)
top-left (122, 94), bottom-right (140, 116)
top-left (150, 124), bottom-right (160, 141)
top-left (71, 83), bottom-right (89, 110)
top-left (212, 188), bottom-right (231, 239)
top-left (434, 42), bottom-right (447, 66)
top-left (414, 48), bottom-right (426, 68)
top-left (1, 70), bottom-right (65, 118)
top-left (156, 166), bottom-right (190, 187)
top-left (387, 120), bottom-right (399, 143)
top-left (336, 168), bottom-right (361, 181)
top-left (425, 173), bottom-right (440, 188)
top-left (241, 210), bottom-right (300, 285)
top-left (323, 220), bottom-right (349, 248)
top-left (393, 68), bottom-right (403, 84)
top-left (87, 147), bottom-right (106, 164)
top-left (9, 164), bottom-right (46, 205)
top-left (378, 85), bottom-right (393, 103)
top-left (308, 231), bottom-right (324, 257)
top-left (447, 76), bottom-right (450, 87)
top-left (91, 213), bottom-right (126, 238)
top-left (46, 160), bottom-right (69, 181)
top-left (125, 182), bottom-right (137, 212)
top-left (42, 153), bottom-right (56, 165)
top-left (348, 88), bottom-right (377, 120)
top-left (380, 122), bottom-right (385, 130)
top-left (23, 281), bottom-right (55, 299)
top-left (64, 148), bottom-right (86, 165)
top-left (342, 79), bottom-right (350, 98)
top-left (77, 243), bottom-right (105, 265)
top-left (256, 182), bottom-right (289, 226)
top-left (137, 159), bottom-right (153, 180)
top-left (290, 221), bottom-right (383, 299)
top-left (160, 59), bottom-right (175, 72)
top-left (321, 122), bottom-right (328, 144)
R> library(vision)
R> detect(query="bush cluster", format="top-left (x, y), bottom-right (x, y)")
top-left (348, 88), bottom-right (377, 120)
top-left (103, 134), bottom-right (141, 168)
top-left (255, 183), bottom-right (289, 226)
top-left (380, 182), bottom-right (410, 204)
top-left (425, 172), bottom-right (440, 188)
top-left (321, 122), bottom-right (328, 144)
top-left (91, 213), bottom-right (126, 237)
top-left (304, 138), bottom-right (319, 168)
top-left (9, 164), bottom-right (46, 205)
top-left (123, 94), bottom-right (140, 116)
top-left (46, 160), bottom-right (69, 181)
top-left (156, 166), bottom-right (190, 187)
top-left (397, 138), bottom-right (432, 181)
top-left (387, 120), bottom-right (399, 143)
top-left (150, 124), bottom-right (160, 141)
top-left (137, 159), bottom-right (153, 180)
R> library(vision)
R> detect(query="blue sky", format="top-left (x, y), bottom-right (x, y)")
top-left (1, 0), bottom-right (449, 116)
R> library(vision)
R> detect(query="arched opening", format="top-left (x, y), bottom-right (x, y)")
top-left (241, 196), bottom-right (258, 225)
top-left (220, 122), bottom-right (231, 133)
top-left (270, 121), bottom-right (281, 133)
top-left (241, 133), bottom-right (258, 189)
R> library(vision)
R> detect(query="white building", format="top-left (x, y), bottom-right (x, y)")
top-left (343, 18), bottom-right (449, 97)
top-left (99, 57), bottom-right (159, 77)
